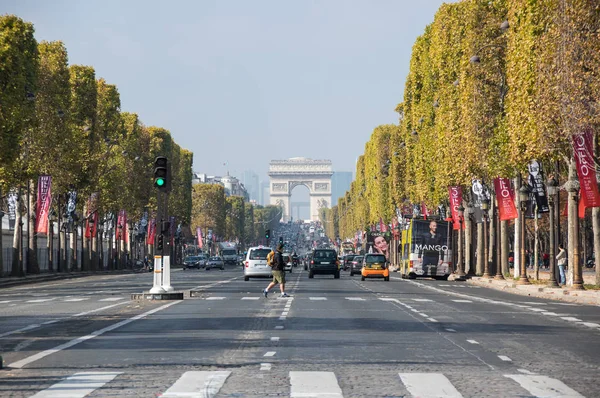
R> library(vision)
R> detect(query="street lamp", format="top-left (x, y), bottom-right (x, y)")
top-left (465, 202), bottom-right (475, 276)
top-left (546, 177), bottom-right (559, 287)
top-left (481, 198), bottom-right (491, 278)
top-left (456, 204), bottom-right (466, 277)
top-left (518, 184), bottom-right (531, 284)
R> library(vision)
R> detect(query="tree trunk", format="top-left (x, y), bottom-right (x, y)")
top-left (82, 203), bottom-right (89, 271)
top-left (566, 159), bottom-right (583, 288)
top-left (70, 228), bottom-right (77, 272)
top-left (476, 222), bottom-right (484, 275)
top-left (501, 220), bottom-right (509, 275)
top-left (11, 189), bottom-right (24, 277)
top-left (514, 176), bottom-right (521, 278)
top-left (593, 207), bottom-right (600, 286)
top-left (465, 214), bottom-right (472, 274)
top-left (29, 179), bottom-right (39, 274)
top-left (48, 220), bottom-right (53, 272)
top-left (534, 206), bottom-right (539, 281)
top-left (489, 202), bottom-right (496, 275)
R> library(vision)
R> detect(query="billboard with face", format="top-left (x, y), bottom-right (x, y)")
top-left (365, 230), bottom-right (392, 262)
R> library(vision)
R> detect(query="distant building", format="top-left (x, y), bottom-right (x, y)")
top-left (259, 181), bottom-right (270, 206)
top-left (192, 172), bottom-right (249, 200)
top-left (331, 171), bottom-right (353, 205)
top-left (242, 170), bottom-right (260, 202)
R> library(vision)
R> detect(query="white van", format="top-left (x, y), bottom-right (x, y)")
top-left (243, 246), bottom-right (273, 281)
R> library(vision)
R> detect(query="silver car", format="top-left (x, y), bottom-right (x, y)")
top-left (205, 256), bottom-right (225, 270)
top-left (243, 246), bottom-right (273, 281)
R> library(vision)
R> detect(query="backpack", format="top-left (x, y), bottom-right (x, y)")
top-left (267, 251), bottom-right (275, 266)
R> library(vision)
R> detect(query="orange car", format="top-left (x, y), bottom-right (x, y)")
top-left (361, 253), bottom-right (390, 281)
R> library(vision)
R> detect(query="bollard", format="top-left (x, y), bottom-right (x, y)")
top-left (149, 255), bottom-right (166, 293)
top-left (161, 255), bottom-right (174, 292)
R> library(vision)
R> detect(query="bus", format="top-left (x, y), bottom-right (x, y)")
top-left (340, 241), bottom-right (355, 257)
top-left (399, 218), bottom-right (452, 280)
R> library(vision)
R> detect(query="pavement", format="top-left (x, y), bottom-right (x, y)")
top-left (459, 269), bottom-right (600, 306)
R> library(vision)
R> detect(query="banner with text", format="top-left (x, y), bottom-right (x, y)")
top-left (35, 176), bottom-right (52, 234)
top-left (573, 129), bottom-right (600, 207)
top-left (448, 186), bottom-right (463, 230)
top-left (494, 178), bottom-right (518, 220)
top-left (527, 160), bottom-right (549, 213)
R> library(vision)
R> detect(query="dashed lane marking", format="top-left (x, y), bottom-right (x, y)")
top-left (498, 356), bottom-right (512, 362)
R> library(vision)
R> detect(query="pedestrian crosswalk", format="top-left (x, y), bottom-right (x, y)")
top-left (24, 369), bottom-right (586, 397)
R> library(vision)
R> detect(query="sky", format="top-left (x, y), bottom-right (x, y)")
top-left (3, 0), bottom-right (453, 217)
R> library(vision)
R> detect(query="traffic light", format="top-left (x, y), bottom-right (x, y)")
top-left (265, 229), bottom-right (270, 240)
top-left (153, 156), bottom-right (168, 191)
top-left (157, 234), bottom-right (164, 251)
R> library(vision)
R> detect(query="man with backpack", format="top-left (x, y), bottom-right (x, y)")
top-left (263, 243), bottom-right (290, 298)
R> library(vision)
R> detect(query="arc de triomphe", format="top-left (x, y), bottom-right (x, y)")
top-left (269, 158), bottom-right (333, 222)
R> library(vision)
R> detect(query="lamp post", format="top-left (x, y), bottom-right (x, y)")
top-left (565, 178), bottom-right (583, 290)
top-left (481, 198), bottom-right (491, 278)
top-left (456, 204), bottom-right (466, 277)
top-left (546, 177), bottom-right (559, 287)
top-left (518, 185), bottom-right (531, 284)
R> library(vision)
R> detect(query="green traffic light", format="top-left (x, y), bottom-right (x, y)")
top-left (156, 178), bottom-right (165, 186)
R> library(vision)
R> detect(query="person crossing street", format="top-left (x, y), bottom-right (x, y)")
top-left (263, 243), bottom-right (289, 298)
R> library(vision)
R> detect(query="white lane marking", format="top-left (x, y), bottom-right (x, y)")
top-left (206, 297), bottom-right (227, 300)
top-left (279, 316), bottom-right (286, 320)
top-left (0, 300), bottom-right (12, 304)
top-left (467, 340), bottom-right (479, 345)
top-left (517, 369), bottom-right (538, 375)
top-left (0, 324), bottom-right (41, 338)
top-left (452, 299), bottom-right (473, 303)
top-left (504, 374), bottom-right (584, 397)
top-left (282, 311), bottom-right (289, 315)
top-left (582, 322), bottom-right (600, 328)
top-left (410, 309), bottom-right (419, 312)
top-left (98, 297), bottom-right (126, 302)
top-left (427, 318), bottom-right (438, 322)
top-left (29, 372), bottom-right (122, 398)
top-left (345, 297), bottom-right (366, 301)
top-left (413, 298), bottom-right (433, 302)
top-left (290, 371), bottom-right (343, 398)
top-left (445, 328), bottom-right (456, 332)
top-left (63, 298), bottom-right (89, 302)
top-left (260, 363), bottom-right (272, 371)
top-left (275, 326), bottom-right (284, 330)
top-left (242, 297), bottom-right (260, 300)
top-left (498, 356), bottom-right (512, 362)
top-left (271, 337), bottom-right (280, 342)
top-left (309, 297), bottom-right (327, 300)
top-left (26, 299), bottom-right (55, 303)
top-left (264, 351), bottom-right (276, 357)
top-left (561, 317), bottom-right (582, 322)
top-left (73, 302), bottom-right (128, 317)
top-left (161, 371), bottom-right (231, 398)
top-left (399, 373), bottom-right (463, 398)
top-left (541, 312), bottom-right (559, 316)
top-left (521, 301), bottom-right (547, 305)
top-left (8, 301), bottom-right (179, 369)
top-left (418, 313), bottom-right (429, 317)
top-left (528, 308), bottom-right (547, 312)
top-left (42, 320), bottom-right (59, 325)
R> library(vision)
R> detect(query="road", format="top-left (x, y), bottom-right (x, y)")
top-left (1, 265), bottom-right (599, 397)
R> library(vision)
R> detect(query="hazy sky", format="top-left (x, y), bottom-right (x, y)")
top-left (3, 0), bottom-right (453, 179)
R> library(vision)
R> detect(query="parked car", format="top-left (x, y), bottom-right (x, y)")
top-left (183, 255), bottom-right (204, 270)
top-left (205, 256), bottom-right (225, 270)
top-left (243, 246), bottom-right (273, 281)
top-left (308, 249), bottom-right (340, 279)
top-left (349, 255), bottom-right (363, 276)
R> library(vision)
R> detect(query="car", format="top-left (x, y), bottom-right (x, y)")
top-left (283, 253), bottom-right (293, 273)
top-left (342, 254), bottom-right (356, 271)
top-left (349, 255), bottom-right (363, 276)
top-left (308, 249), bottom-right (340, 279)
top-left (183, 255), bottom-right (204, 270)
top-left (205, 256), bottom-right (225, 270)
top-left (243, 246), bottom-right (273, 281)
top-left (361, 253), bottom-right (389, 281)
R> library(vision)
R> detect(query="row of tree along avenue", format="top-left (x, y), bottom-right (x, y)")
top-left (0, 15), bottom-right (197, 276)
top-left (320, 0), bottom-right (600, 288)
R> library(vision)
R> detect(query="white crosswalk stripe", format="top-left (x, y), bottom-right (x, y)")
top-left (24, 370), bottom-right (586, 397)
top-left (29, 372), bottom-right (122, 398)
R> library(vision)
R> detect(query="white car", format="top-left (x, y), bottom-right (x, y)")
top-left (283, 253), bottom-right (293, 273)
top-left (243, 246), bottom-right (273, 281)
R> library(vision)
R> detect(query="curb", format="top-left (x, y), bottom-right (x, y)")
top-left (466, 277), bottom-right (600, 306)
top-left (0, 270), bottom-right (138, 289)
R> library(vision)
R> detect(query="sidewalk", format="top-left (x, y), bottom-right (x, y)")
top-left (464, 270), bottom-right (600, 306)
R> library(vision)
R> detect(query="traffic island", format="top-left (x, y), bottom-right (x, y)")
top-left (131, 292), bottom-right (184, 301)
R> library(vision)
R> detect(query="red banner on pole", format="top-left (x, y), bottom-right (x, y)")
top-left (448, 186), bottom-right (462, 230)
top-left (573, 129), bottom-right (600, 207)
top-left (35, 175), bottom-right (52, 234)
top-left (494, 178), bottom-right (518, 221)
top-left (147, 218), bottom-right (156, 245)
top-left (116, 210), bottom-right (127, 241)
top-left (197, 227), bottom-right (203, 249)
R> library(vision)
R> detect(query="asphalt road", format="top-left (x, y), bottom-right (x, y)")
top-left (1, 265), bottom-right (599, 397)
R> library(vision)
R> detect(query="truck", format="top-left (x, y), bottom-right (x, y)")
top-left (218, 242), bottom-right (238, 265)
top-left (399, 218), bottom-right (452, 280)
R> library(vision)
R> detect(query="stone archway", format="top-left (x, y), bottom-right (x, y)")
top-left (269, 158), bottom-right (333, 222)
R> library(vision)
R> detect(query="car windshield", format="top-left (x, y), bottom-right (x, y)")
top-left (249, 249), bottom-right (271, 260)
top-left (314, 251), bottom-right (336, 259)
top-left (185, 257), bottom-right (199, 262)
top-left (365, 255), bottom-right (386, 264)
top-left (354, 256), bottom-right (363, 262)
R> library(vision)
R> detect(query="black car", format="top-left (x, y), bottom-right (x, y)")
top-left (183, 256), bottom-right (204, 270)
top-left (349, 255), bottom-right (363, 276)
top-left (309, 249), bottom-right (340, 279)
top-left (342, 254), bottom-right (356, 271)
